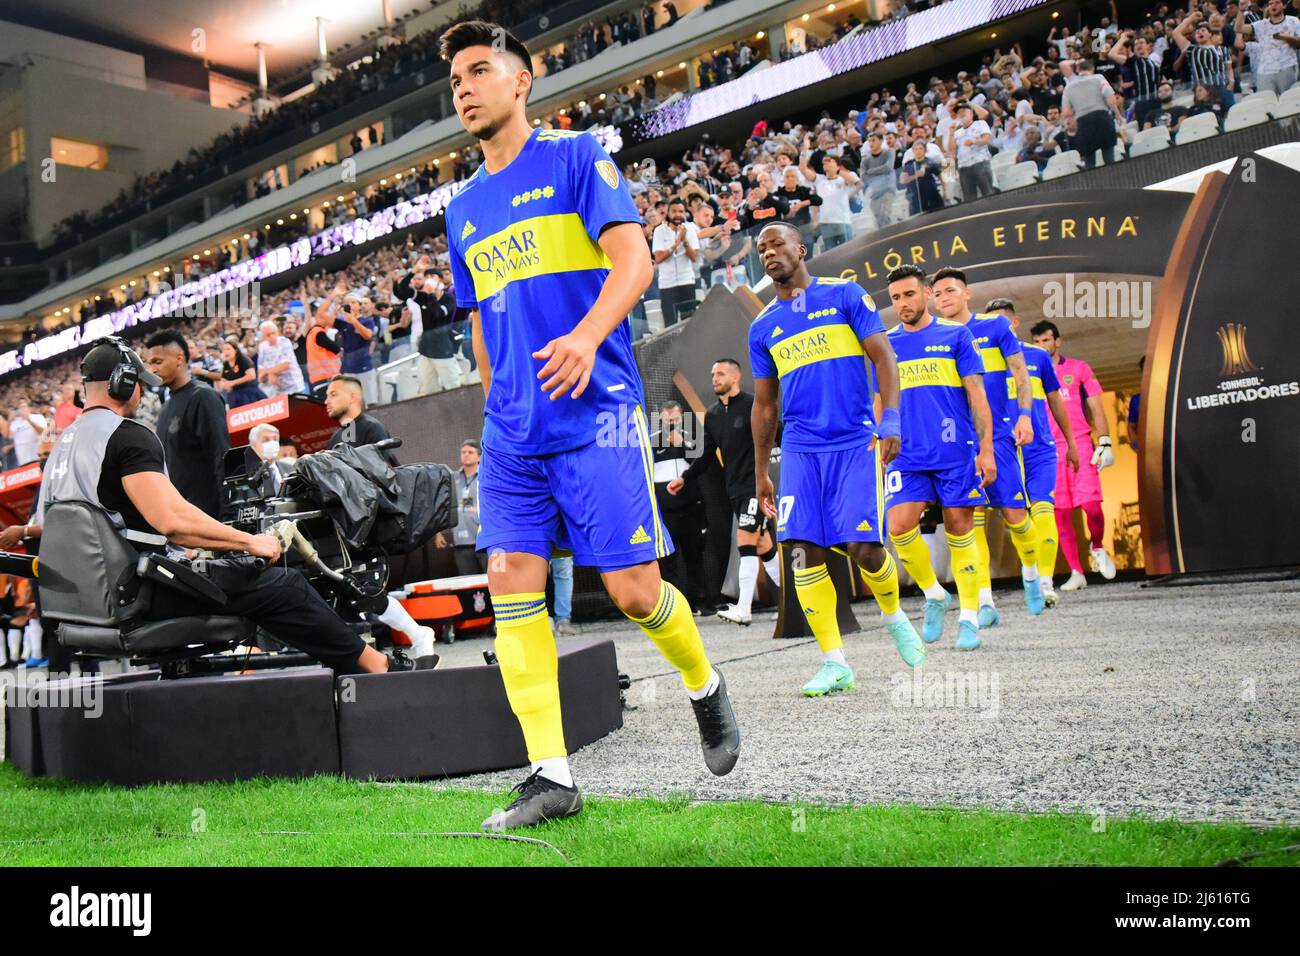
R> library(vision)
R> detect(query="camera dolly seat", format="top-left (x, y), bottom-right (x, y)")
top-left (36, 500), bottom-right (286, 676)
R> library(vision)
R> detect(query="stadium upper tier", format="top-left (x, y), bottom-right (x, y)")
top-left (4, 0), bottom-right (1066, 337)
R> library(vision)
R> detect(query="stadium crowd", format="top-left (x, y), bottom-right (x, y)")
top-left (8, 0), bottom-right (1299, 449)
top-left (0, 231), bottom-right (480, 469)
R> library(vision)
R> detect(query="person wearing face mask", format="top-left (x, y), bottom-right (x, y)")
top-left (243, 423), bottom-right (295, 496)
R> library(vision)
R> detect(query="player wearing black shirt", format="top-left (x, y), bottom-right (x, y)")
top-left (668, 359), bottom-right (781, 625)
top-left (145, 330), bottom-right (231, 518)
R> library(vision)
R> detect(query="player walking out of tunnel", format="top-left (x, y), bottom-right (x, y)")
top-left (931, 268), bottom-right (1044, 625)
top-left (440, 20), bottom-right (740, 831)
top-left (986, 300), bottom-right (1080, 606)
top-left (1030, 320), bottom-right (1118, 591)
top-left (749, 223), bottom-right (925, 696)
top-left (881, 265), bottom-right (996, 651)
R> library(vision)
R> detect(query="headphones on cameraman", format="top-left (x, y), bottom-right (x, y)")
top-left (82, 336), bottom-right (141, 402)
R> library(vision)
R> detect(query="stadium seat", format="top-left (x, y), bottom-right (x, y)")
top-left (1239, 90), bottom-right (1278, 112)
top-left (1175, 112), bottom-right (1221, 145)
top-left (1224, 99), bottom-right (1274, 131)
top-left (1041, 149), bottom-right (1083, 181)
top-left (1275, 84), bottom-right (1300, 117)
top-left (997, 161), bottom-right (1040, 191)
top-left (1129, 125), bottom-right (1172, 157)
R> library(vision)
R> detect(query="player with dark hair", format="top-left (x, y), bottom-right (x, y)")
top-left (750, 222), bottom-right (924, 695)
top-left (931, 267), bottom-right (1044, 629)
top-left (985, 301), bottom-right (1079, 606)
top-left (881, 265), bottom-right (995, 649)
top-left (667, 356), bottom-right (781, 626)
top-left (438, 20), bottom-right (739, 831)
top-left (1029, 319), bottom-right (1117, 590)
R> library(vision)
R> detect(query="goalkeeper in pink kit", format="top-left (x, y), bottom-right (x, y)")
top-left (1030, 320), bottom-right (1117, 589)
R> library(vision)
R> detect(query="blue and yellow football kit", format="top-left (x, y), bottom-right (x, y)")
top-left (748, 277), bottom-right (885, 546)
top-left (959, 311), bottom-right (1028, 509)
top-left (883, 317), bottom-right (987, 509)
top-left (1019, 342), bottom-right (1061, 505)
top-left (445, 128), bottom-right (665, 571)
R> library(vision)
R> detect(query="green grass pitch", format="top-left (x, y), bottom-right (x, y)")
top-left (3, 765), bottom-right (1297, 866)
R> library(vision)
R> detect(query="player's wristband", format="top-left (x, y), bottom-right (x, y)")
top-left (1098, 436), bottom-right (1112, 446)
top-left (878, 407), bottom-right (901, 439)
top-left (1017, 406), bottom-right (1033, 419)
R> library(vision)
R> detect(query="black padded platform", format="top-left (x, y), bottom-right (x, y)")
top-left (14, 669), bottom-right (339, 785)
top-left (338, 639), bottom-right (623, 780)
top-left (5, 640), bottom-right (623, 785)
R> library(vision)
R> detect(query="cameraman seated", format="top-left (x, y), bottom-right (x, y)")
top-left (39, 340), bottom-right (402, 675)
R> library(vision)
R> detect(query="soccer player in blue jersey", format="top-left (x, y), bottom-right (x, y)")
top-left (930, 267), bottom-right (1045, 623)
top-left (439, 21), bottom-right (739, 830)
top-left (750, 223), bottom-right (925, 696)
top-left (985, 299), bottom-right (1079, 607)
top-left (881, 265), bottom-right (997, 650)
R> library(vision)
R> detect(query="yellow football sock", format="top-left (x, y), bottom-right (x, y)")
top-left (792, 563), bottom-right (842, 654)
top-left (628, 581), bottom-right (713, 691)
top-left (945, 530), bottom-right (982, 614)
top-left (1006, 514), bottom-right (1040, 571)
top-left (492, 593), bottom-right (564, 762)
top-left (973, 507), bottom-right (992, 594)
top-left (890, 526), bottom-right (938, 591)
top-left (1031, 501), bottom-right (1058, 580)
top-left (859, 550), bottom-right (901, 616)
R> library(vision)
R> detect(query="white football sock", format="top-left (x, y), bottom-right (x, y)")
top-left (1021, 565), bottom-right (1039, 581)
top-left (922, 582), bottom-right (947, 602)
top-left (762, 553), bottom-right (781, 586)
top-left (884, 609), bottom-right (909, 625)
top-left (824, 648), bottom-right (847, 665)
top-left (959, 608), bottom-right (980, 625)
top-left (686, 668), bottom-right (721, 700)
top-left (7, 628), bottom-right (21, 661)
top-left (378, 596), bottom-right (435, 657)
top-left (978, 587), bottom-right (995, 607)
top-left (23, 619), bottom-right (41, 660)
top-left (533, 757), bottom-right (573, 788)
top-left (736, 555), bottom-right (759, 615)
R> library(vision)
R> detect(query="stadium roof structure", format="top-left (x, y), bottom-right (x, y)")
top-left (0, 0), bottom-right (432, 81)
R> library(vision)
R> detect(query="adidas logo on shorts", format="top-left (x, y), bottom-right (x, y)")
top-left (856, 519), bottom-right (873, 531)
top-left (629, 526), bottom-right (651, 545)
top-left (968, 489), bottom-right (982, 498)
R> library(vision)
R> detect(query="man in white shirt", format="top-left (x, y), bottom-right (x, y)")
top-left (256, 321), bottom-right (305, 397)
top-left (799, 153), bottom-right (861, 250)
top-left (1238, 0), bottom-right (1300, 95)
top-left (652, 198), bottom-right (700, 326)
top-left (9, 402), bottom-right (47, 465)
top-left (947, 103), bottom-right (995, 200)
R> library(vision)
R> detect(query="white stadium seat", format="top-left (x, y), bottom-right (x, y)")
top-left (1239, 90), bottom-right (1278, 111)
top-left (1041, 149), bottom-right (1083, 181)
top-left (1128, 125), bottom-right (1171, 157)
top-left (1174, 112), bottom-right (1220, 145)
top-left (996, 161), bottom-right (1040, 191)
top-left (1224, 99), bottom-right (1274, 132)
top-left (1274, 83), bottom-right (1300, 117)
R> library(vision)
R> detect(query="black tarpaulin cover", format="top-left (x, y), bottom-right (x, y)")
top-left (293, 446), bottom-right (454, 553)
